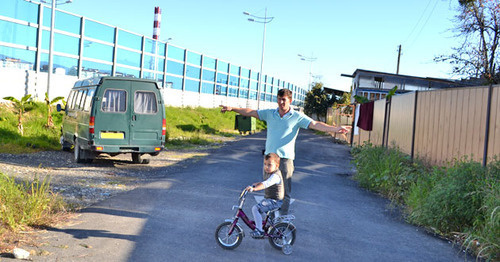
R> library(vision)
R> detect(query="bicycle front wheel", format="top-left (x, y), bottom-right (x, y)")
top-left (269, 223), bottom-right (296, 250)
top-left (215, 221), bottom-right (243, 250)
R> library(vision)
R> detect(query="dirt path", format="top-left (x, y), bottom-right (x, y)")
top-left (0, 143), bottom-right (232, 209)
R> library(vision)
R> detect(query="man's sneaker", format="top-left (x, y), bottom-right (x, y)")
top-left (250, 229), bottom-right (265, 239)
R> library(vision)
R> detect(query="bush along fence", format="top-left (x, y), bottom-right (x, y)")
top-left (345, 84), bottom-right (499, 166)
top-left (351, 143), bottom-right (499, 261)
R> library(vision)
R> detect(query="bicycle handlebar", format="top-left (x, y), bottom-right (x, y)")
top-left (239, 188), bottom-right (250, 199)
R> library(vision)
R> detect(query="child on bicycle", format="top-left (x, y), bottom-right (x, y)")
top-left (245, 152), bottom-right (284, 238)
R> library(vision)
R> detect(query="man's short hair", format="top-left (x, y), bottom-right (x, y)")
top-left (277, 89), bottom-right (293, 100)
top-left (264, 153), bottom-right (280, 166)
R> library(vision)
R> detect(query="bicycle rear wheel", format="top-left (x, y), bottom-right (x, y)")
top-left (215, 221), bottom-right (243, 250)
top-left (268, 223), bottom-right (296, 250)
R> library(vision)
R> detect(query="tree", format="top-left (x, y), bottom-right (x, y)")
top-left (304, 82), bottom-right (337, 122)
top-left (436, 0), bottom-right (500, 84)
top-left (337, 91), bottom-right (351, 106)
top-left (45, 92), bottom-right (65, 128)
top-left (3, 94), bottom-right (35, 136)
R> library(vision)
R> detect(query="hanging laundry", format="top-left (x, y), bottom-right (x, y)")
top-left (353, 104), bottom-right (360, 135)
top-left (357, 101), bottom-right (374, 131)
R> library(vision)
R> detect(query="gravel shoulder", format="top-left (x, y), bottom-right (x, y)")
top-left (0, 142), bottom-right (235, 209)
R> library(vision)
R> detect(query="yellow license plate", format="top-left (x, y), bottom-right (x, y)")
top-left (100, 132), bottom-right (124, 139)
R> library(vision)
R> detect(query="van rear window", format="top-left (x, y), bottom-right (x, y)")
top-left (101, 89), bottom-right (126, 112)
top-left (134, 91), bottom-right (157, 114)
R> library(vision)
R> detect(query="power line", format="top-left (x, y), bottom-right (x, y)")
top-left (404, 0), bottom-right (433, 44)
top-left (410, 0), bottom-right (439, 47)
top-left (404, 0), bottom-right (439, 50)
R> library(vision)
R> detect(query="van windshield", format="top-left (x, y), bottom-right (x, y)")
top-left (102, 89), bottom-right (127, 112)
top-left (134, 91), bottom-right (157, 114)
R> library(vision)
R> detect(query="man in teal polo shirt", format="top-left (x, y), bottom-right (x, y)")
top-left (220, 89), bottom-right (350, 214)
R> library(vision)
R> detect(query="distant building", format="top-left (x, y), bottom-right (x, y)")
top-left (342, 69), bottom-right (460, 101)
top-left (1, 57), bottom-right (33, 70)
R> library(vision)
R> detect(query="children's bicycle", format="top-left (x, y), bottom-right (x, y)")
top-left (215, 188), bottom-right (296, 255)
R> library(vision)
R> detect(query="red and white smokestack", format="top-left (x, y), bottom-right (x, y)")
top-left (153, 7), bottom-right (161, 40)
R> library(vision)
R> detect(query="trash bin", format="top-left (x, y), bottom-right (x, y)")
top-left (235, 114), bottom-right (256, 134)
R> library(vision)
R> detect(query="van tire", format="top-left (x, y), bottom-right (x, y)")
top-left (132, 153), bottom-right (143, 164)
top-left (61, 136), bottom-right (72, 152)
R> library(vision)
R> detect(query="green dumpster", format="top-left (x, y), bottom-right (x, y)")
top-left (235, 114), bottom-right (256, 134)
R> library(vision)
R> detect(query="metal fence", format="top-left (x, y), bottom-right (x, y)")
top-left (330, 85), bottom-right (500, 166)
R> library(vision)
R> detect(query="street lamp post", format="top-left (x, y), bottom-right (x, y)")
top-left (243, 8), bottom-right (274, 109)
top-left (40, 0), bottom-right (72, 99)
top-left (298, 54), bottom-right (316, 90)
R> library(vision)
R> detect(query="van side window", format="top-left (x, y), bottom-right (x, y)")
top-left (67, 91), bottom-right (75, 110)
top-left (78, 89), bottom-right (88, 110)
top-left (134, 91), bottom-right (158, 114)
top-left (72, 90), bottom-right (83, 110)
top-left (74, 90), bottom-right (84, 110)
top-left (101, 89), bottom-right (126, 112)
top-left (84, 88), bottom-right (96, 111)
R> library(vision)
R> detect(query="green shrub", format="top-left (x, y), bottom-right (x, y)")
top-left (418, 159), bottom-right (485, 232)
top-left (351, 143), bottom-right (422, 203)
top-left (404, 166), bottom-right (441, 225)
top-left (461, 160), bottom-right (499, 261)
top-left (351, 144), bottom-right (499, 261)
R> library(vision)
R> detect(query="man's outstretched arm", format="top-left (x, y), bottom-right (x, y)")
top-left (219, 105), bottom-right (260, 119)
top-left (308, 120), bottom-right (351, 134)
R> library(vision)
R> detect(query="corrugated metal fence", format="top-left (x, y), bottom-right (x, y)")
top-left (330, 85), bottom-right (499, 166)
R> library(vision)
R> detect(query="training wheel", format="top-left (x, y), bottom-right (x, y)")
top-left (282, 244), bottom-right (292, 255)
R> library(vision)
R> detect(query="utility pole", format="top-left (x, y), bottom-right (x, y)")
top-left (396, 45), bottom-right (401, 74)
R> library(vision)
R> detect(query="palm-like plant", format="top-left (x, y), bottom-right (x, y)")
top-left (45, 92), bottom-right (65, 128)
top-left (3, 94), bottom-right (35, 136)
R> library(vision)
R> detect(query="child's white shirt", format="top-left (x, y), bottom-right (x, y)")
top-left (261, 171), bottom-right (281, 188)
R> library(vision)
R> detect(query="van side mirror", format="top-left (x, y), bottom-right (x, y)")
top-left (56, 104), bottom-right (64, 112)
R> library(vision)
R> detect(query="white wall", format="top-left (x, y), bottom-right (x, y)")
top-left (0, 68), bottom-right (77, 101)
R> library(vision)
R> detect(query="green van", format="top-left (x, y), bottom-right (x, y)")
top-left (57, 77), bottom-right (166, 164)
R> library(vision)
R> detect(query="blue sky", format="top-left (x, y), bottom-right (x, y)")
top-left (60, 0), bottom-right (460, 91)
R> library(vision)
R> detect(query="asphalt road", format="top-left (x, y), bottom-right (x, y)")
top-left (33, 130), bottom-right (470, 261)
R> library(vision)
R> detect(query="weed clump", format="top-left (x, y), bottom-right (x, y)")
top-left (351, 144), bottom-right (499, 261)
top-left (0, 173), bottom-right (66, 230)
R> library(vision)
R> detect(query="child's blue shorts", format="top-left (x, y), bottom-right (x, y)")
top-left (257, 198), bottom-right (283, 213)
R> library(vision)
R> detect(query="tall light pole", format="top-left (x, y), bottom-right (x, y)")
top-left (40, 0), bottom-right (72, 99)
top-left (243, 8), bottom-right (274, 109)
top-left (298, 54), bottom-right (316, 90)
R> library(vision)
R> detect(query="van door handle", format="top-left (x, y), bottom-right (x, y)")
top-left (132, 115), bottom-right (136, 121)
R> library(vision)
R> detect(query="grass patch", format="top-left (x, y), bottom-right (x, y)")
top-left (0, 102), bottom-right (62, 153)
top-left (164, 106), bottom-right (265, 140)
top-left (0, 173), bottom-right (68, 251)
top-left (351, 144), bottom-right (499, 261)
top-left (0, 173), bottom-right (66, 230)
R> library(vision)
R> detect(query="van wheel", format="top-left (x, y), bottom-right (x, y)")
top-left (73, 139), bottom-right (94, 163)
top-left (132, 153), bottom-right (143, 164)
